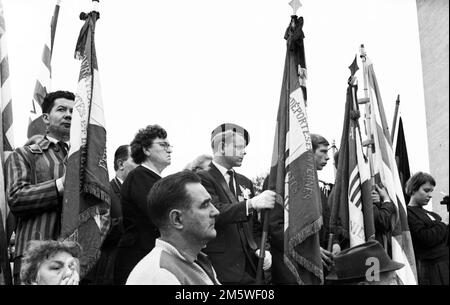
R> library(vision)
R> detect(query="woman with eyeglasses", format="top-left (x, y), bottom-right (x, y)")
top-left (114, 124), bottom-right (173, 285)
top-left (406, 172), bottom-right (449, 285)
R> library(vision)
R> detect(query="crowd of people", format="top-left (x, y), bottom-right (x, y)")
top-left (0, 90), bottom-right (448, 285)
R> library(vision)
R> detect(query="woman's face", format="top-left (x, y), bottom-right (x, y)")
top-left (35, 251), bottom-right (79, 285)
top-left (412, 181), bottom-right (434, 206)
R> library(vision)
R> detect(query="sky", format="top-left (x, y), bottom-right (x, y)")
top-left (2, 0), bottom-right (430, 185)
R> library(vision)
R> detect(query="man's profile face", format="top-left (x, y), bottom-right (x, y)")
top-left (121, 147), bottom-right (137, 180)
top-left (42, 98), bottom-right (74, 140)
top-left (222, 133), bottom-right (246, 168)
top-left (314, 144), bottom-right (329, 171)
top-left (182, 183), bottom-right (219, 244)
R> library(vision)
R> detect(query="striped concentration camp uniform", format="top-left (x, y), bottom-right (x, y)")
top-left (5, 137), bottom-right (66, 260)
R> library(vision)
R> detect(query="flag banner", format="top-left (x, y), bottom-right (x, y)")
top-left (393, 114), bottom-right (411, 203)
top-left (365, 60), bottom-right (417, 284)
top-left (61, 9), bottom-right (110, 277)
top-left (329, 58), bottom-right (375, 248)
top-left (268, 15), bottom-right (323, 285)
top-left (27, 0), bottom-right (60, 138)
top-left (0, 0), bottom-right (13, 285)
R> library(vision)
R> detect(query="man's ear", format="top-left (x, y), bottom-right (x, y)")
top-left (218, 141), bottom-right (226, 155)
top-left (117, 159), bottom-right (125, 171)
top-left (42, 113), bottom-right (50, 125)
top-left (168, 209), bottom-right (183, 230)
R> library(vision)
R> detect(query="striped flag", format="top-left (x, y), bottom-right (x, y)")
top-left (0, 0), bottom-right (13, 285)
top-left (365, 58), bottom-right (417, 284)
top-left (329, 57), bottom-right (375, 248)
top-left (27, 0), bottom-right (60, 138)
top-left (268, 15), bottom-right (323, 285)
top-left (61, 7), bottom-right (110, 277)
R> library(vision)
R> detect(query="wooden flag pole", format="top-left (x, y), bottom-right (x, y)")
top-left (391, 95), bottom-right (400, 143)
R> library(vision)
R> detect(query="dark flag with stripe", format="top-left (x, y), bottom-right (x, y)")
top-left (61, 7), bottom-right (110, 277)
top-left (27, 0), bottom-right (60, 138)
top-left (393, 114), bottom-right (411, 203)
top-left (329, 57), bottom-right (375, 248)
top-left (268, 15), bottom-right (323, 285)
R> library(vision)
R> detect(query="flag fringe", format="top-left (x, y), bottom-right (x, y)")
top-left (285, 216), bottom-right (324, 283)
top-left (82, 183), bottom-right (111, 205)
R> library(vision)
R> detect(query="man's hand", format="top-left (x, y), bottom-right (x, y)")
top-left (331, 243), bottom-right (341, 256)
top-left (248, 190), bottom-right (276, 211)
top-left (371, 190), bottom-right (380, 203)
top-left (375, 184), bottom-right (390, 202)
top-left (320, 247), bottom-right (333, 271)
top-left (255, 249), bottom-right (272, 271)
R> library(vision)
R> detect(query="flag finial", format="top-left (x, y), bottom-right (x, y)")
top-left (289, 0), bottom-right (302, 15)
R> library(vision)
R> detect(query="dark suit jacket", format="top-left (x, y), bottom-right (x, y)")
top-left (114, 166), bottom-right (161, 284)
top-left (198, 163), bottom-right (261, 284)
top-left (407, 206), bottom-right (449, 261)
top-left (118, 166), bottom-right (160, 251)
top-left (101, 178), bottom-right (123, 250)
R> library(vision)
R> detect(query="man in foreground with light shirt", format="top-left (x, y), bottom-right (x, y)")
top-left (126, 170), bottom-right (220, 285)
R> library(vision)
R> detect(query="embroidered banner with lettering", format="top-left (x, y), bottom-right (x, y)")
top-left (61, 9), bottom-right (110, 277)
top-left (268, 15), bottom-right (323, 285)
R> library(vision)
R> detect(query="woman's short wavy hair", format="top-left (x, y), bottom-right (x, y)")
top-left (130, 125), bottom-right (167, 164)
top-left (405, 171), bottom-right (436, 197)
top-left (20, 240), bottom-right (82, 285)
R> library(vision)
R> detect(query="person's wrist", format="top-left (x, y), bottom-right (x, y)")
top-left (247, 198), bottom-right (253, 210)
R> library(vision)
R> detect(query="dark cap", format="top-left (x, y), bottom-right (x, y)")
top-left (326, 240), bottom-right (404, 282)
top-left (210, 123), bottom-right (250, 147)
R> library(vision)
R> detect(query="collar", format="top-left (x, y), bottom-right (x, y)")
top-left (140, 163), bottom-right (162, 178)
top-left (212, 160), bottom-right (233, 178)
top-left (46, 135), bottom-right (70, 149)
top-left (116, 176), bottom-right (124, 185)
top-left (156, 238), bottom-right (198, 264)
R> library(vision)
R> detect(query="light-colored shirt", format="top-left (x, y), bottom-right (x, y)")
top-left (126, 239), bottom-right (220, 285)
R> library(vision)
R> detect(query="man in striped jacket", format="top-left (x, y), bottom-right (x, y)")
top-left (5, 90), bottom-right (74, 285)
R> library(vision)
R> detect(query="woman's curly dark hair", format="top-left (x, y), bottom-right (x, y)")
top-left (20, 240), bottom-right (82, 285)
top-left (130, 125), bottom-right (167, 164)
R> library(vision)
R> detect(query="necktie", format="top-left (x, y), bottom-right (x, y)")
top-left (57, 141), bottom-right (68, 157)
top-left (227, 170), bottom-right (236, 197)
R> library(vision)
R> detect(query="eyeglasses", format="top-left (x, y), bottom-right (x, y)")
top-left (153, 142), bottom-right (173, 151)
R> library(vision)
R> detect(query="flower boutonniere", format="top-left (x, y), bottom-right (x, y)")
top-left (238, 185), bottom-right (252, 201)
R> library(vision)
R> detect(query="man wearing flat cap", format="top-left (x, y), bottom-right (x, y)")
top-left (326, 240), bottom-right (404, 285)
top-left (5, 90), bottom-right (75, 285)
top-left (197, 123), bottom-right (276, 284)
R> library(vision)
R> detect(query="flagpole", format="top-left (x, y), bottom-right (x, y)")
top-left (359, 44), bottom-right (375, 187)
top-left (390, 94), bottom-right (400, 143)
top-left (331, 139), bottom-right (337, 179)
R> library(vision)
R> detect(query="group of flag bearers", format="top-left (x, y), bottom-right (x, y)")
top-left (0, 0), bottom-right (447, 285)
